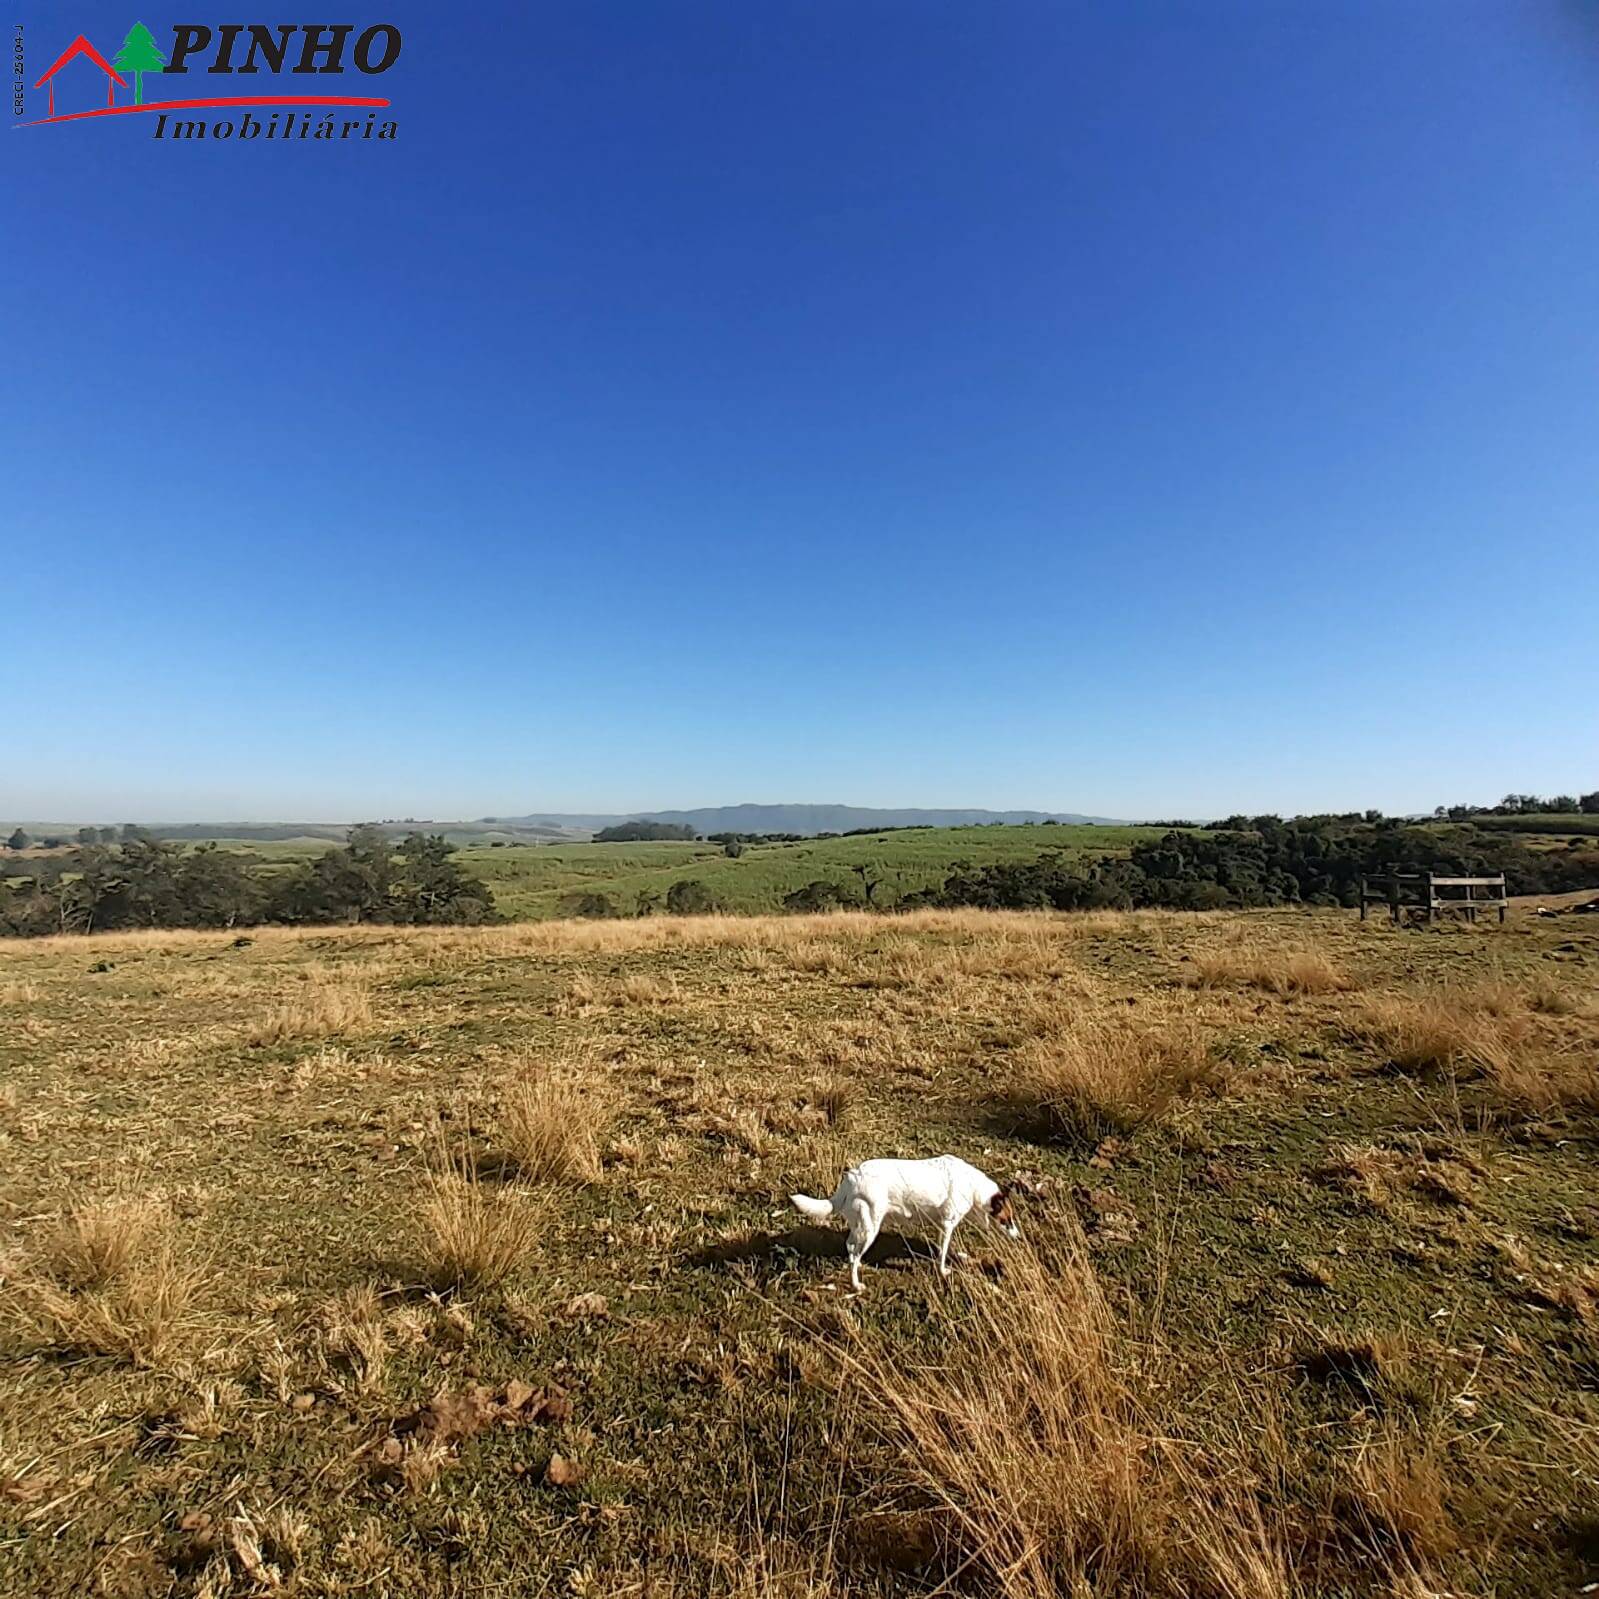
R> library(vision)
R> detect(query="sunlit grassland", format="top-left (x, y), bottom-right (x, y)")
top-left (1, 905), bottom-right (1596, 1596)
top-left (459, 822), bottom-right (1167, 919)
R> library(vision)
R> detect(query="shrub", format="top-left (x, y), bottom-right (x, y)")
top-left (666, 879), bottom-right (718, 915)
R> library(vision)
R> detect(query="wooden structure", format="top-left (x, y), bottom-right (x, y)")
top-left (1359, 872), bottom-right (1507, 924)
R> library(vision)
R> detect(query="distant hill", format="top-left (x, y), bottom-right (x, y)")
top-left (7, 806), bottom-right (1121, 848)
top-left (497, 804), bottom-right (1122, 836)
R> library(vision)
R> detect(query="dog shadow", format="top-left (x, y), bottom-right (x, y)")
top-left (686, 1223), bottom-right (939, 1274)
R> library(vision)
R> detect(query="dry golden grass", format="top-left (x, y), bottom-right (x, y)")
top-left (1521, 974), bottom-right (1587, 1016)
top-left (1357, 993), bottom-right (1524, 1076)
top-left (1337, 1424), bottom-right (1457, 1569)
top-left (3, 904), bottom-right (1592, 1596)
top-left (848, 1214), bottom-right (1295, 1599)
top-left (619, 972), bottom-right (682, 1005)
top-left (1188, 945), bottom-right (1354, 996)
top-left (1359, 986), bottom-right (1599, 1120)
top-left (499, 1055), bottom-right (611, 1183)
top-left (1009, 1013), bottom-right (1218, 1143)
top-left (3, 1194), bottom-right (211, 1366)
top-left (807, 1074), bottom-right (855, 1128)
top-left (788, 940), bottom-right (851, 976)
top-left (248, 974), bottom-right (373, 1045)
top-left (315, 1283), bottom-right (389, 1396)
top-left (418, 1141), bottom-right (538, 1289)
top-left (44, 1192), bottom-right (161, 1287)
top-left (699, 1104), bottom-right (775, 1158)
top-left (1481, 1044), bottom-right (1599, 1121)
top-left (0, 978), bottom-right (40, 1005)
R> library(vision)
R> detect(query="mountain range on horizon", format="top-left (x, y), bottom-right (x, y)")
top-left (3, 804), bottom-right (1127, 844)
top-left (489, 803), bottom-right (1124, 835)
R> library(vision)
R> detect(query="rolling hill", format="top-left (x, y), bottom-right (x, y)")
top-left (491, 803), bottom-right (1123, 835)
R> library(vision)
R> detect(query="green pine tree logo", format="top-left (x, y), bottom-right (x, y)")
top-left (113, 22), bottom-right (166, 106)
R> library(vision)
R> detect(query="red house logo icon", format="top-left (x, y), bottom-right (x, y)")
top-left (34, 36), bottom-right (129, 119)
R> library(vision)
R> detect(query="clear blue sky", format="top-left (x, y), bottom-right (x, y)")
top-left (4, 3), bottom-right (1596, 822)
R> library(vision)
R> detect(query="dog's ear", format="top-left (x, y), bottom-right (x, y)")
top-left (989, 1185), bottom-right (1013, 1220)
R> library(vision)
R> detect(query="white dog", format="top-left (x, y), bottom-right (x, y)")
top-left (790, 1154), bottom-right (1020, 1291)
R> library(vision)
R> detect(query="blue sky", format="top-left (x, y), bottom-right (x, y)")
top-left (3, 3), bottom-right (1596, 822)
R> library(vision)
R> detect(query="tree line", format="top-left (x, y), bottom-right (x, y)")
top-left (0, 826), bottom-right (494, 937)
top-left (901, 815), bottom-right (1597, 914)
top-left (1434, 792), bottom-right (1599, 818)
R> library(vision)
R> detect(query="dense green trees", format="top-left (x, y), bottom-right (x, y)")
top-left (907, 817), bottom-right (1595, 914)
top-left (665, 879), bottom-right (717, 914)
top-left (782, 879), bottom-right (846, 912)
top-left (1436, 792), bottom-right (1596, 819)
top-left (0, 827), bottom-right (494, 937)
top-left (593, 821), bottom-right (697, 842)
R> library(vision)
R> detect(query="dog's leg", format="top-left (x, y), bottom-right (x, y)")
top-left (936, 1216), bottom-right (961, 1278)
top-left (845, 1202), bottom-right (880, 1293)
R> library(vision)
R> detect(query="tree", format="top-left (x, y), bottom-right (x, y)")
top-left (6, 829), bottom-right (28, 852)
top-left (783, 880), bottom-right (844, 913)
top-left (666, 879), bottom-right (717, 915)
top-left (177, 845), bottom-right (263, 929)
top-left (561, 891), bottom-right (616, 919)
top-left (113, 23), bottom-right (166, 105)
top-left (850, 862), bottom-right (886, 906)
top-left (391, 832), bottom-right (495, 924)
top-left (594, 821), bottom-right (697, 843)
top-left (1581, 792), bottom-right (1599, 816)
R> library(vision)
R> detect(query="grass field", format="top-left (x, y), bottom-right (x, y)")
top-left (458, 824), bottom-right (1165, 920)
top-left (1470, 813), bottom-right (1599, 839)
top-left (2, 904), bottom-right (1597, 1596)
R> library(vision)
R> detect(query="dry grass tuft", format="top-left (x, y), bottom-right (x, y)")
top-left (1357, 993), bottom-right (1523, 1077)
top-left (699, 1105), bottom-right (774, 1157)
top-left (316, 1284), bottom-right (390, 1395)
top-left (1336, 1425), bottom-right (1457, 1567)
top-left (499, 1057), bottom-right (612, 1184)
top-left (1188, 946), bottom-right (1353, 996)
top-left (4, 1194), bottom-right (210, 1365)
top-left (618, 972), bottom-right (682, 1006)
top-left (1520, 974), bottom-right (1586, 1017)
top-left (788, 940), bottom-right (850, 977)
top-left (418, 1140), bottom-right (538, 1289)
top-left (807, 1074), bottom-right (855, 1128)
top-left (1482, 1045), bottom-right (1599, 1122)
top-left (848, 1215), bottom-right (1294, 1598)
top-left (1359, 987), bottom-right (1598, 1120)
top-left (1009, 1014), bottom-right (1218, 1143)
top-left (249, 974), bottom-right (373, 1045)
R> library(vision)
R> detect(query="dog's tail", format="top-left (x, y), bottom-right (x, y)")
top-left (788, 1192), bottom-right (835, 1222)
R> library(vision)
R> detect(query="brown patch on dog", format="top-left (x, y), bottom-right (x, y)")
top-left (990, 1186), bottom-right (1016, 1229)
